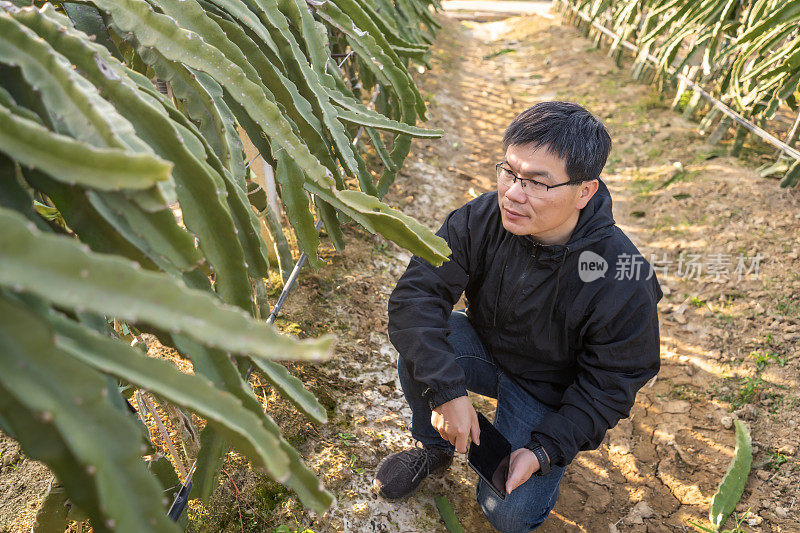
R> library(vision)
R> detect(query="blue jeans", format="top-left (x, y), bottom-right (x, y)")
top-left (397, 310), bottom-right (565, 533)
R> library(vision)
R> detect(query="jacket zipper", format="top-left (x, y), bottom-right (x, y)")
top-left (493, 244), bottom-right (539, 326)
top-left (491, 249), bottom-right (511, 327)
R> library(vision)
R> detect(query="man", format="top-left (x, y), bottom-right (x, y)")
top-left (372, 101), bottom-right (662, 532)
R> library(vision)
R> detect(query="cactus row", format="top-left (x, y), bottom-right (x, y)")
top-left (0, 0), bottom-right (447, 529)
top-left (557, 0), bottom-right (800, 187)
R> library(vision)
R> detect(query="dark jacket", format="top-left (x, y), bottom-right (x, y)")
top-left (387, 179), bottom-right (663, 468)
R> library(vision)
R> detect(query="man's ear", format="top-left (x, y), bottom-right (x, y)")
top-left (575, 179), bottom-right (599, 209)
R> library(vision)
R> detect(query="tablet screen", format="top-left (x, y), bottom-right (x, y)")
top-left (468, 412), bottom-right (512, 499)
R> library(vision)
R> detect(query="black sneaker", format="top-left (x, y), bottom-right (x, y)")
top-left (372, 442), bottom-right (453, 500)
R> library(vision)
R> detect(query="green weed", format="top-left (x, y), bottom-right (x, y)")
top-left (690, 296), bottom-right (706, 308)
top-left (635, 87), bottom-right (667, 111)
top-left (671, 384), bottom-right (704, 401)
top-left (750, 349), bottom-right (788, 371)
top-left (688, 509), bottom-right (752, 533)
top-left (714, 312), bottom-right (735, 325)
top-left (337, 432), bottom-right (355, 445)
top-left (676, 90), bottom-right (694, 111)
top-left (255, 480), bottom-right (293, 515)
top-left (349, 454), bottom-right (364, 475)
top-left (766, 393), bottom-right (785, 414)
top-left (483, 48), bottom-right (514, 59)
top-left (764, 449), bottom-right (788, 471)
top-left (646, 146), bottom-right (664, 159)
top-left (775, 295), bottom-right (799, 316)
top-left (718, 376), bottom-right (766, 410)
top-left (632, 176), bottom-right (658, 198)
top-left (737, 377), bottom-right (763, 407)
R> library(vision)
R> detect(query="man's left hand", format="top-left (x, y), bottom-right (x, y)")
top-left (505, 448), bottom-right (540, 494)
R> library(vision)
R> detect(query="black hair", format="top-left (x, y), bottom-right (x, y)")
top-left (502, 101), bottom-right (612, 183)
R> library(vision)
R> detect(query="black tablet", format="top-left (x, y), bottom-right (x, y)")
top-left (467, 412), bottom-right (511, 500)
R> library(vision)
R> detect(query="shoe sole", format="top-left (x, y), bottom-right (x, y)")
top-left (371, 458), bottom-right (453, 501)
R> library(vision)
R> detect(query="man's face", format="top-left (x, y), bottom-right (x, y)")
top-left (497, 143), bottom-right (596, 243)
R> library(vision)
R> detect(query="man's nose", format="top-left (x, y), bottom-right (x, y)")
top-left (504, 180), bottom-right (528, 203)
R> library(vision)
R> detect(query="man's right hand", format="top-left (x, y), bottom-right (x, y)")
top-left (431, 395), bottom-right (480, 454)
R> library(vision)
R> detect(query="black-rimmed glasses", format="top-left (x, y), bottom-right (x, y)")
top-left (496, 162), bottom-right (576, 198)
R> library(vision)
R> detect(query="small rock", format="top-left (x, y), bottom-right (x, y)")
top-left (376, 385), bottom-right (390, 395)
top-left (774, 507), bottom-right (788, 519)
top-left (777, 445), bottom-right (796, 456)
top-left (634, 501), bottom-right (654, 519)
top-left (1, 449), bottom-right (20, 467)
top-left (625, 501), bottom-right (655, 524)
top-left (720, 415), bottom-right (734, 429)
top-left (735, 404), bottom-right (758, 420)
top-left (748, 514), bottom-right (763, 526)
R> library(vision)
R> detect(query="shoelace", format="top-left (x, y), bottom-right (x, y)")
top-left (397, 443), bottom-right (446, 482)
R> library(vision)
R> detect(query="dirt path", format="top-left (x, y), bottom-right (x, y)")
top-left (3, 7), bottom-right (800, 533)
top-left (264, 9), bottom-right (800, 533)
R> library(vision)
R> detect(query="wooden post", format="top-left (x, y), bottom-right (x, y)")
top-left (699, 107), bottom-right (721, 136)
top-left (729, 124), bottom-right (748, 157)
top-left (775, 110), bottom-right (800, 157)
top-left (671, 65), bottom-right (699, 111)
top-left (709, 115), bottom-right (733, 145)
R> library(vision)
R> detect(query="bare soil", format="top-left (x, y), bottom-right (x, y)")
top-left (252, 10), bottom-right (799, 533)
top-left (3, 7), bottom-right (799, 533)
